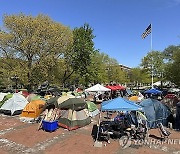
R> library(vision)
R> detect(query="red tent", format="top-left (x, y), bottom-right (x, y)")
top-left (115, 85), bottom-right (125, 90)
top-left (105, 85), bottom-right (125, 91)
top-left (105, 86), bottom-right (116, 91)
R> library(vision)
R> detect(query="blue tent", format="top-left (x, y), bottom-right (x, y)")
top-left (140, 98), bottom-right (171, 128)
top-left (144, 88), bottom-right (162, 95)
top-left (101, 97), bottom-right (142, 111)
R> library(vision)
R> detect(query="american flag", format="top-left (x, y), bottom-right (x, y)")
top-left (141, 24), bottom-right (151, 39)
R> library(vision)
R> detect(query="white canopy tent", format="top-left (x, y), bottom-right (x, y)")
top-left (168, 88), bottom-right (180, 93)
top-left (85, 84), bottom-right (111, 92)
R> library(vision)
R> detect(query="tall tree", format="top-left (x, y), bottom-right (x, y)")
top-left (163, 45), bottom-right (180, 62)
top-left (129, 67), bottom-right (150, 86)
top-left (141, 51), bottom-right (165, 83)
top-left (163, 45), bottom-right (180, 86)
top-left (83, 51), bottom-right (108, 85)
top-left (101, 55), bottom-right (128, 84)
top-left (0, 14), bottom-right (73, 91)
top-left (62, 23), bottom-right (95, 85)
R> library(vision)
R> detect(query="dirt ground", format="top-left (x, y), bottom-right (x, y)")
top-left (0, 114), bottom-right (180, 154)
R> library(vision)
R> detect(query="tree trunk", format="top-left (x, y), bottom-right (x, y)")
top-left (62, 70), bottom-right (74, 88)
top-left (27, 58), bottom-right (32, 92)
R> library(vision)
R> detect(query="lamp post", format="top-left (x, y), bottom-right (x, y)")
top-left (11, 75), bottom-right (19, 92)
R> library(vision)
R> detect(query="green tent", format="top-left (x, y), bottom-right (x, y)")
top-left (58, 98), bottom-right (88, 110)
top-left (42, 96), bottom-right (59, 111)
top-left (0, 93), bottom-right (13, 108)
top-left (27, 94), bottom-right (42, 102)
top-left (58, 98), bottom-right (90, 130)
top-left (87, 101), bottom-right (97, 112)
top-left (58, 109), bottom-right (91, 131)
top-left (86, 101), bottom-right (100, 117)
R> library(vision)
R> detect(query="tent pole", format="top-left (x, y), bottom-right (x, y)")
top-left (95, 110), bottom-right (102, 142)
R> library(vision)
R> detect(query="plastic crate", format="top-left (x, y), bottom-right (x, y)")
top-left (42, 120), bottom-right (58, 132)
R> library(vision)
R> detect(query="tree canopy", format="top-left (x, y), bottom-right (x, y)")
top-left (0, 14), bottom-right (73, 91)
top-left (163, 45), bottom-right (180, 86)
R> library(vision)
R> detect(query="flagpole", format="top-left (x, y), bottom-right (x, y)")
top-left (141, 23), bottom-right (154, 88)
top-left (151, 23), bottom-right (153, 88)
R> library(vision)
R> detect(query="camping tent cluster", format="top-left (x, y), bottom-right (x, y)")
top-left (0, 91), bottom-right (100, 131)
top-left (0, 85), bottom-right (179, 133)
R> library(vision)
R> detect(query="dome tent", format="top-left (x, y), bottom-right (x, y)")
top-left (140, 98), bottom-right (171, 128)
top-left (21, 100), bottom-right (46, 118)
top-left (58, 98), bottom-right (91, 130)
top-left (86, 101), bottom-right (99, 117)
top-left (0, 93), bottom-right (28, 115)
top-left (0, 93), bottom-right (13, 108)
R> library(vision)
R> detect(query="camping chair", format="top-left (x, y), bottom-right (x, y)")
top-left (91, 123), bottom-right (111, 143)
top-left (157, 123), bottom-right (171, 139)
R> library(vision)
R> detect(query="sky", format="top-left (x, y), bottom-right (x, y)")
top-left (0, 0), bottom-right (180, 68)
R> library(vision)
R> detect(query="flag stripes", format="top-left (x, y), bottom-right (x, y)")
top-left (141, 24), bottom-right (151, 39)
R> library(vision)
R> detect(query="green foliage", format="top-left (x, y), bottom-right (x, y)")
top-left (62, 23), bottom-right (95, 85)
top-left (129, 67), bottom-right (151, 84)
top-left (72, 23), bottom-right (95, 74)
top-left (0, 14), bottom-right (73, 90)
top-left (163, 45), bottom-right (180, 62)
top-left (84, 51), bottom-right (108, 84)
top-left (141, 51), bottom-right (165, 80)
top-left (163, 45), bottom-right (180, 86)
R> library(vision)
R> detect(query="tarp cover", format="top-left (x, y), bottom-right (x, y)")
top-left (140, 98), bottom-right (171, 128)
top-left (85, 84), bottom-right (111, 92)
top-left (101, 97), bottom-right (142, 111)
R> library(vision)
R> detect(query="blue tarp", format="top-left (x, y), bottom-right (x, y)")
top-left (140, 98), bottom-right (171, 128)
top-left (101, 97), bottom-right (142, 111)
top-left (144, 88), bottom-right (162, 95)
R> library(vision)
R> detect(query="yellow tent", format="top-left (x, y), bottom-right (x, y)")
top-left (129, 96), bottom-right (139, 102)
top-left (21, 100), bottom-right (45, 118)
